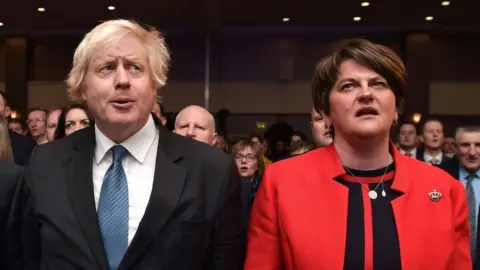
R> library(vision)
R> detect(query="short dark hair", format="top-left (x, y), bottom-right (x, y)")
top-left (7, 118), bottom-right (26, 131)
top-left (311, 39), bottom-right (407, 115)
top-left (399, 121), bottom-right (417, 132)
top-left (455, 126), bottom-right (480, 141)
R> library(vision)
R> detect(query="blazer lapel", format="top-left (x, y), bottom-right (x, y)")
top-left (121, 127), bottom-right (186, 268)
top-left (66, 127), bottom-right (109, 269)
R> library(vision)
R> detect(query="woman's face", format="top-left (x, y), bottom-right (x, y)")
top-left (234, 146), bottom-right (258, 178)
top-left (326, 59), bottom-right (398, 140)
top-left (65, 108), bottom-right (91, 136)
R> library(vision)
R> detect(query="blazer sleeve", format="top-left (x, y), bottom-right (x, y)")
top-left (3, 165), bottom-right (23, 270)
top-left (207, 159), bottom-right (246, 270)
top-left (21, 148), bottom-right (41, 269)
top-left (244, 166), bottom-right (283, 269)
top-left (448, 178), bottom-right (472, 268)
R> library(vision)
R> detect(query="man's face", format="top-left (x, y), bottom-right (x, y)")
top-left (398, 124), bottom-right (417, 149)
top-left (152, 102), bottom-right (167, 126)
top-left (422, 120), bottom-right (444, 150)
top-left (82, 34), bottom-right (156, 132)
top-left (27, 110), bottom-right (47, 138)
top-left (8, 122), bottom-right (24, 135)
top-left (456, 131), bottom-right (480, 172)
top-left (174, 107), bottom-right (216, 145)
top-left (46, 109), bottom-right (61, 141)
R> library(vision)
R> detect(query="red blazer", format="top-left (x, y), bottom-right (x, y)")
top-left (245, 143), bottom-right (471, 270)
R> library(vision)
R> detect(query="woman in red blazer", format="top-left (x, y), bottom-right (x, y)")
top-left (245, 39), bottom-right (471, 270)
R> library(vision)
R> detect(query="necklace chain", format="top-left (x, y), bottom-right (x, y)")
top-left (343, 164), bottom-right (390, 200)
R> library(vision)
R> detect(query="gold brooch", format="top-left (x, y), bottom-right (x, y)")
top-left (428, 189), bottom-right (442, 202)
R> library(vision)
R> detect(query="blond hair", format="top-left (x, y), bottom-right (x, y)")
top-left (66, 19), bottom-right (170, 102)
top-left (0, 115), bottom-right (13, 162)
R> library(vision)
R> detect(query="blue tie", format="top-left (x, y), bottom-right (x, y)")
top-left (467, 174), bottom-right (477, 262)
top-left (98, 145), bottom-right (129, 269)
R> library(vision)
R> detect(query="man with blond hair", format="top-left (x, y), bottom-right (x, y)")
top-left (16, 19), bottom-right (245, 269)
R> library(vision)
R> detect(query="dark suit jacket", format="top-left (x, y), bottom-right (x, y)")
top-left (0, 159), bottom-right (22, 269)
top-left (18, 123), bottom-right (245, 269)
top-left (8, 130), bottom-right (36, 166)
top-left (416, 147), bottom-right (452, 165)
top-left (438, 157), bottom-right (480, 270)
top-left (245, 143), bottom-right (471, 269)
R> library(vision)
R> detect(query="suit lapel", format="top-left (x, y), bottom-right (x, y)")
top-left (121, 127), bottom-right (186, 268)
top-left (66, 127), bottom-right (109, 269)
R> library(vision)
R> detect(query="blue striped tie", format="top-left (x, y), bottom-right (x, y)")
top-left (98, 145), bottom-right (129, 270)
top-left (466, 174), bottom-right (477, 262)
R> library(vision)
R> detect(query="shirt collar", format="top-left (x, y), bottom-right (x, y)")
top-left (424, 152), bottom-right (443, 163)
top-left (94, 115), bottom-right (157, 164)
top-left (399, 148), bottom-right (416, 156)
top-left (459, 166), bottom-right (480, 180)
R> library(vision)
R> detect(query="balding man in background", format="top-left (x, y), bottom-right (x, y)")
top-left (174, 105), bottom-right (217, 145)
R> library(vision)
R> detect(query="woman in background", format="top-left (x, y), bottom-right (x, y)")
top-left (0, 115), bottom-right (13, 161)
top-left (232, 139), bottom-right (265, 221)
top-left (245, 39), bottom-right (471, 269)
top-left (54, 104), bottom-right (94, 140)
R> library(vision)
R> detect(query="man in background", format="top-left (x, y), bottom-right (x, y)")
top-left (310, 108), bottom-right (332, 148)
top-left (174, 105), bottom-right (217, 145)
top-left (397, 122), bottom-right (418, 158)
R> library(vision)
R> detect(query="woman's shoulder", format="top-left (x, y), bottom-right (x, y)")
top-left (270, 148), bottom-right (327, 171)
top-left (401, 156), bottom-right (462, 190)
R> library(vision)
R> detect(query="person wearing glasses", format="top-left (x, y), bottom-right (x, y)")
top-left (232, 139), bottom-right (265, 222)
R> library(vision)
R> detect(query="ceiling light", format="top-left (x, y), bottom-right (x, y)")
top-left (441, 1), bottom-right (450, 6)
top-left (361, 2), bottom-right (370, 7)
top-left (37, 7), bottom-right (46, 12)
top-left (108, 6), bottom-right (115, 10)
top-left (353, 16), bottom-right (362, 21)
top-left (425, 16), bottom-right (434, 21)
top-left (0, 22), bottom-right (3, 27)
top-left (282, 17), bottom-right (290, 22)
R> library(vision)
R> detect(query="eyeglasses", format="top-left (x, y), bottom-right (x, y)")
top-left (234, 154), bottom-right (257, 162)
top-left (27, 118), bottom-right (45, 125)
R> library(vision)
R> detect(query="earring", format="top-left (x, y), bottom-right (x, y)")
top-left (392, 120), bottom-right (398, 126)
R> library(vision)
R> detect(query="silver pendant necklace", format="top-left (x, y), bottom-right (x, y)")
top-left (344, 164), bottom-right (390, 200)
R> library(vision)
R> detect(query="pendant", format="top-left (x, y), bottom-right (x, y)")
top-left (368, 190), bottom-right (378, 200)
top-left (382, 190), bottom-right (387, 197)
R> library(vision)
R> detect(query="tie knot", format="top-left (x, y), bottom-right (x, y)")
top-left (467, 174), bottom-right (477, 182)
top-left (111, 145), bottom-right (128, 163)
top-left (430, 159), bottom-right (439, 165)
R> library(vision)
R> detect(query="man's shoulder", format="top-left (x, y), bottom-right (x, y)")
top-left (170, 133), bottom-right (231, 165)
top-left (34, 127), bottom-right (92, 157)
top-left (9, 130), bottom-right (35, 145)
top-left (0, 159), bottom-right (22, 176)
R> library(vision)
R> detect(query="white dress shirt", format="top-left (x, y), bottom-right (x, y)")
top-left (92, 115), bottom-right (159, 245)
top-left (399, 148), bottom-right (417, 158)
top-left (424, 152), bottom-right (443, 165)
